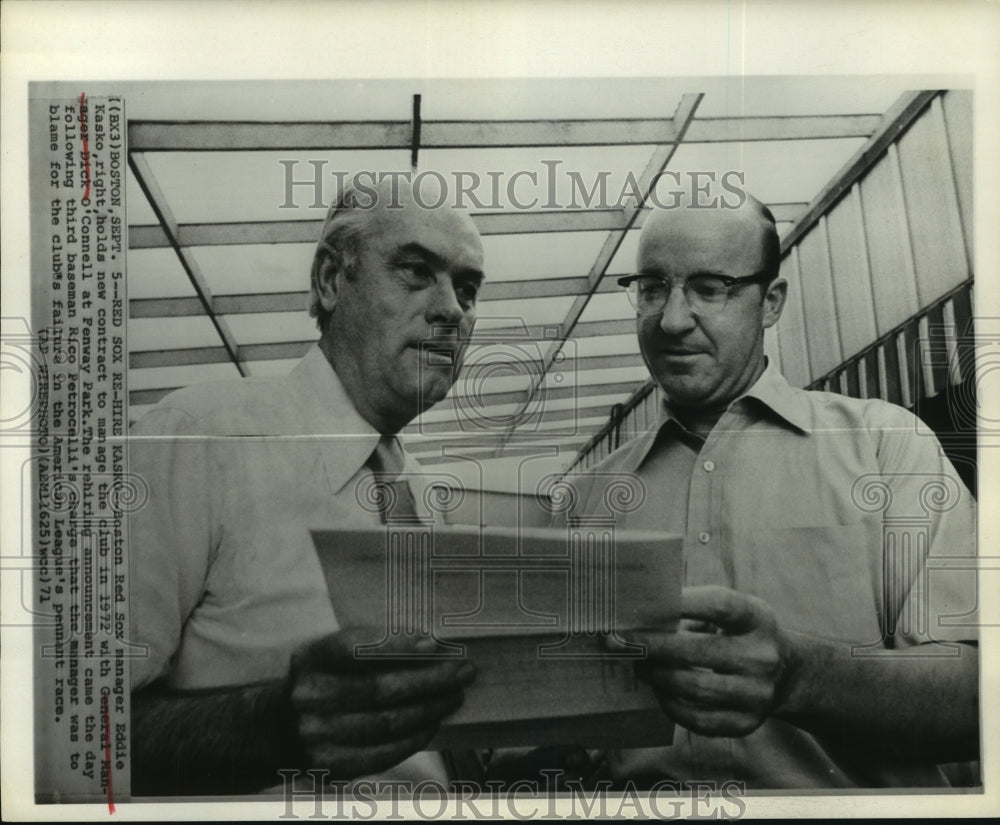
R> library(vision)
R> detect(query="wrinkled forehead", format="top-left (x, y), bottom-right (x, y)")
top-left (363, 179), bottom-right (484, 263)
top-left (370, 201), bottom-right (483, 265)
top-left (638, 204), bottom-right (771, 276)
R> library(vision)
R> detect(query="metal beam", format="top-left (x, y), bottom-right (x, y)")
top-left (129, 121), bottom-right (411, 151)
top-left (131, 378), bottom-right (643, 412)
top-left (128, 114), bottom-right (880, 152)
top-left (128, 152), bottom-right (247, 376)
top-left (130, 279), bottom-right (621, 318)
top-left (685, 114), bottom-right (881, 143)
top-left (410, 94), bottom-right (422, 169)
top-left (475, 320), bottom-right (634, 339)
top-left (129, 205), bottom-right (807, 250)
top-left (131, 292), bottom-right (308, 319)
top-left (781, 91), bottom-right (939, 254)
top-left (129, 210), bottom-right (631, 249)
top-left (495, 93), bottom-right (703, 455)
top-left (403, 431), bottom-right (602, 454)
top-left (130, 340), bottom-right (313, 369)
top-left (414, 442), bottom-right (589, 466)
top-left (129, 340), bottom-right (643, 372)
top-left (433, 379), bottom-right (647, 409)
top-left (406, 405), bottom-right (619, 435)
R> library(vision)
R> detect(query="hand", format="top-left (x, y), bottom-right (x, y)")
top-left (286, 628), bottom-right (476, 778)
top-left (621, 586), bottom-right (796, 738)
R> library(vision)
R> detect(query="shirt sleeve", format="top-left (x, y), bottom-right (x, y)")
top-left (869, 401), bottom-right (978, 647)
top-left (128, 406), bottom-right (220, 688)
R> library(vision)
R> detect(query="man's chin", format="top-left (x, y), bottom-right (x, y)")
top-left (415, 375), bottom-right (455, 411)
top-left (656, 379), bottom-right (712, 408)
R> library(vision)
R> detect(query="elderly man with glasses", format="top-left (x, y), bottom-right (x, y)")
top-left (559, 193), bottom-right (979, 789)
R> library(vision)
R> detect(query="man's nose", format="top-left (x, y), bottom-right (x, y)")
top-left (658, 283), bottom-right (697, 334)
top-left (426, 277), bottom-right (466, 325)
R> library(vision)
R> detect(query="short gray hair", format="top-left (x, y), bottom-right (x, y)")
top-left (308, 186), bottom-right (380, 333)
top-left (755, 201), bottom-right (781, 285)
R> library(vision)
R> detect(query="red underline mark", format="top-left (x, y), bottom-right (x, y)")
top-left (101, 692), bottom-right (115, 814)
top-left (79, 92), bottom-right (91, 202)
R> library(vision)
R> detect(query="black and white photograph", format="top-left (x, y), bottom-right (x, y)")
top-left (3, 1), bottom-right (998, 820)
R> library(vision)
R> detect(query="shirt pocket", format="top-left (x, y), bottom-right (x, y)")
top-left (734, 519), bottom-right (884, 645)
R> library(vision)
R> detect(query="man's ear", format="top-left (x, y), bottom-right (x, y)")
top-left (314, 242), bottom-right (346, 315)
top-left (762, 277), bottom-right (787, 330)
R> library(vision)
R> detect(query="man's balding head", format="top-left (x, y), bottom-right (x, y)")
top-left (638, 193), bottom-right (781, 293)
top-left (633, 191), bottom-right (787, 416)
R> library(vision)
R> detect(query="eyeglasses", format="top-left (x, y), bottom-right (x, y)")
top-left (617, 271), bottom-right (773, 317)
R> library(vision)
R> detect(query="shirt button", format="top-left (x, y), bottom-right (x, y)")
top-left (703, 460), bottom-right (715, 472)
top-left (698, 531), bottom-right (711, 544)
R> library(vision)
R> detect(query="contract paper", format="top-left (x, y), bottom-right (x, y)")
top-left (312, 524), bottom-right (683, 749)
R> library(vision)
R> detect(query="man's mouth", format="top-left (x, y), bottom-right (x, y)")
top-left (427, 349), bottom-right (454, 366)
top-left (422, 344), bottom-right (458, 367)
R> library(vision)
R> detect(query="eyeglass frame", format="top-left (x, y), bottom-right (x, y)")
top-left (616, 269), bottom-right (775, 316)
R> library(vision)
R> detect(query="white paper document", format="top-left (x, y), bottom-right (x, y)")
top-left (312, 524), bottom-right (683, 748)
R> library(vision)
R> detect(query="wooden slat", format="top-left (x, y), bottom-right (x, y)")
top-left (130, 340), bottom-right (313, 369)
top-left (857, 357), bottom-right (869, 400)
top-left (496, 93), bottom-right (703, 458)
top-left (404, 431), bottom-right (600, 455)
top-left (921, 308), bottom-right (950, 397)
top-left (859, 145), bottom-right (921, 335)
top-left (129, 278), bottom-right (619, 318)
top-left (129, 121), bottom-right (411, 151)
top-left (414, 442), bottom-right (589, 466)
top-left (130, 295), bottom-right (206, 319)
top-left (684, 114), bottom-right (882, 143)
top-left (878, 344), bottom-right (898, 404)
top-left (130, 387), bottom-right (179, 406)
top-left (430, 380), bottom-right (648, 410)
top-left (940, 90), bottom-right (974, 269)
top-left (132, 379), bottom-right (642, 413)
top-left (941, 299), bottom-right (963, 385)
top-left (898, 326), bottom-right (918, 408)
top-left (410, 405), bottom-right (617, 434)
top-left (781, 91), bottom-right (938, 254)
top-left (129, 212), bottom-right (631, 249)
top-left (895, 95), bottom-right (970, 306)
top-left (826, 185), bottom-right (878, 359)
top-left (485, 319), bottom-right (634, 339)
top-left (130, 206), bottom-right (810, 249)
top-left (861, 350), bottom-right (878, 401)
top-left (844, 365), bottom-right (860, 398)
top-left (128, 152), bottom-right (247, 376)
top-left (797, 217), bottom-right (843, 377)
top-left (128, 114), bottom-right (879, 153)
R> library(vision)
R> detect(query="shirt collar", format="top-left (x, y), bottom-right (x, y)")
top-left (740, 358), bottom-right (815, 435)
top-left (287, 344), bottom-right (389, 494)
top-left (628, 358), bottom-right (814, 470)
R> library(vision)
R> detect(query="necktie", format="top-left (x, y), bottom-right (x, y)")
top-left (365, 437), bottom-right (484, 784)
top-left (366, 436), bottom-right (424, 525)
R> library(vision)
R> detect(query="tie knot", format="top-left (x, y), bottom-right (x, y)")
top-left (367, 435), bottom-right (405, 479)
top-left (365, 436), bottom-right (423, 524)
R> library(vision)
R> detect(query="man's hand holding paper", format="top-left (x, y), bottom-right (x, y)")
top-left (286, 628), bottom-right (477, 778)
top-left (619, 585), bottom-right (792, 738)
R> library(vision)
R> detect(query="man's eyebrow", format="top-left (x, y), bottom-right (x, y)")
top-left (637, 268), bottom-right (729, 278)
top-left (395, 242), bottom-right (484, 283)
